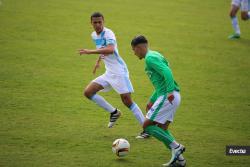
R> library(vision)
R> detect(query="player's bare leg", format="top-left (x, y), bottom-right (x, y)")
top-left (120, 93), bottom-right (149, 138)
top-left (241, 11), bottom-right (250, 20)
top-left (120, 93), bottom-right (145, 125)
top-left (240, 0), bottom-right (250, 21)
top-left (157, 121), bottom-right (170, 130)
top-left (84, 82), bottom-right (104, 99)
top-left (229, 5), bottom-right (241, 39)
top-left (84, 82), bottom-right (121, 128)
top-left (120, 93), bottom-right (133, 107)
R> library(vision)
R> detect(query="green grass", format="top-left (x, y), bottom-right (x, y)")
top-left (0, 0), bottom-right (250, 166)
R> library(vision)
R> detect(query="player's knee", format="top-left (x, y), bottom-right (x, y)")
top-left (230, 12), bottom-right (236, 18)
top-left (241, 14), bottom-right (248, 20)
top-left (83, 89), bottom-right (93, 99)
top-left (143, 122), bottom-right (149, 129)
top-left (121, 96), bottom-right (132, 107)
top-left (143, 119), bottom-right (152, 129)
top-left (229, 10), bottom-right (236, 17)
top-left (123, 100), bottom-right (132, 107)
top-left (230, 7), bottom-right (239, 18)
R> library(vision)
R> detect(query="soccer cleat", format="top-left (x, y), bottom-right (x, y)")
top-left (228, 33), bottom-right (240, 39)
top-left (168, 159), bottom-right (186, 167)
top-left (135, 130), bottom-right (150, 139)
top-left (108, 109), bottom-right (121, 128)
top-left (162, 144), bottom-right (185, 167)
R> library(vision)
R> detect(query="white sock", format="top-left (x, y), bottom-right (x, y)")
top-left (129, 103), bottom-right (145, 125)
top-left (169, 141), bottom-right (179, 149)
top-left (90, 94), bottom-right (116, 113)
top-left (178, 154), bottom-right (185, 161)
top-left (231, 16), bottom-right (241, 34)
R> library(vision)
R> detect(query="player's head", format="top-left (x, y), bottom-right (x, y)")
top-left (131, 35), bottom-right (148, 59)
top-left (91, 12), bottom-right (104, 34)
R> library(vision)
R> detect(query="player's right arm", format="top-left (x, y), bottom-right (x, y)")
top-left (79, 29), bottom-right (116, 56)
top-left (146, 91), bottom-right (157, 112)
top-left (79, 45), bottom-right (114, 55)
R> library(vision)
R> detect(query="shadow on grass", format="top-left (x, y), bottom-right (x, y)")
top-left (112, 157), bottom-right (133, 164)
top-left (237, 38), bottom-right (250, 47)
top-left (113, 157), bottom-right (162, 167)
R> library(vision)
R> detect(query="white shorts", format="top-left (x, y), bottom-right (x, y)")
top-left (232, 0), bottom-right (250, 11)
top-left (92, 72), bottom-right (134, 94)
top-left (146, 91), bottom-right (181, 124)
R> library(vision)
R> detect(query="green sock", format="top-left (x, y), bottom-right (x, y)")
top-left (165, 130), bottom-right (175, 149)
top-left (145, 125), bottom-right (174, 148)
top-left (165, 130), bottom-right (175, 140)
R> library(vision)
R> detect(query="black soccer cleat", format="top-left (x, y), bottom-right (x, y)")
top-left (108, 109), bottom-right (121, 128)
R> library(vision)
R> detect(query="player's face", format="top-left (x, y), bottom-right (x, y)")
top-left (132, 44), bottom-right (147, 59)
top-left (91, 17), bottom-right (104, 34)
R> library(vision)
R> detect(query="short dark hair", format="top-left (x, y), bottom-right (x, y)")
top-left (91, 12), bottom-right (104, 21)
top-left (131, 35), bottom-right (148, 47)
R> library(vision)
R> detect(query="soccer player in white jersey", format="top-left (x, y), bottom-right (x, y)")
top-left (229, 0), bottom-right (250, 39)
top-left (78, 12), bottom-right (149, 138)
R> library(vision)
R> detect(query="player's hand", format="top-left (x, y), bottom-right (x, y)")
top-left (78, 49), bottom-right (92, 55)
top-left (167, 94), bottom-right (174, 104)
top-left (146, 102), bottom-right (153, 112)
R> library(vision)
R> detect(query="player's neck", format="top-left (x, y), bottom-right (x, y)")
top-left (143, 49), bottom-right (149, 58)
top-left (96, 27), bottom-right (104, 35)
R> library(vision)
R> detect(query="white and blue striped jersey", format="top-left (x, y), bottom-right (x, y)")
top-left (91, 27), bottom-right (129, 76)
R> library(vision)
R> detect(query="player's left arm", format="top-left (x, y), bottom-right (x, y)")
top-left (92, 55), bottom-right (102, 74)
top-left (146, 91), bottom-right (157, 112)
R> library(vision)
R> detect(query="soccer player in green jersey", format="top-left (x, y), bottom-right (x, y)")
top-left (131, 35), bottom-right (186, 167)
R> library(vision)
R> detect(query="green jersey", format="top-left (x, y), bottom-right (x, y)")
top-left (144, 50), bottom-right (180, 103)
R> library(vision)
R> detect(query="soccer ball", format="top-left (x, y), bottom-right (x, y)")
top-left (112, 138), bottom-right (130, 157)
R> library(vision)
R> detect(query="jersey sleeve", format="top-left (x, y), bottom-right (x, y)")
top-left (104, 30), bottom-right (116, 45)
top-left (149, 91), bottom-right (157, 103)
top-left (91, 32), bottom-right (96, 45)
top-left (146, 56), bottom-right (176, 92)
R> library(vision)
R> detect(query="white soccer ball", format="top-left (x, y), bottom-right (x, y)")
top-left (112, 138), bottom-right (130, 157)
